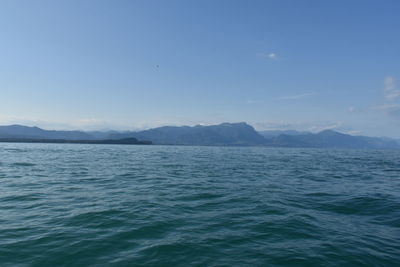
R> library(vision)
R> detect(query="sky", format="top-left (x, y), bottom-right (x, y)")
top-left (0, 0), bottom-right (399, 137)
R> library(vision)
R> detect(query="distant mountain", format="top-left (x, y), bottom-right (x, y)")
top-left (0, 125), bottom-right (94, 140)
top-left (87, 130), bottom-right (121, 140)
top-left (267, 130), bottom-right (400, 149)
top-left (0, 123), bottom-right (399, 149)
top-left (259, 130), bottom-right (308, 138)
top-left (268, 134), bottom-right (310, 147)
top-left (108, 122), bottom-right (267, 146)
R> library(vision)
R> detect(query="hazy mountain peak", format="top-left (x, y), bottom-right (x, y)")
top-left (0, 125), bottom-right (94, 140)
top-left (107, 122), bottom-right (265, 146)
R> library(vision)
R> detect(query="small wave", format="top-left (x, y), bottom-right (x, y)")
top-left (174, 193), bottom-right (224, 202)
top-left (312, 195), bottom-right (399, 216)
top-left (4, 148), bottom-right (29, 153)
top-left (11, 162), bottom-right (35, 167)
top-left (1, 193), bottom-right (42, 202)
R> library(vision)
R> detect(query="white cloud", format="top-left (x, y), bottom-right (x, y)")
top-left (258, 52), bottom-right (279, 60)
top-left (374, 76), bottom-right (400, 119)
top-left (268, 53), bottom-right (277, 60)
top-left (383, 76), bottom-right (400, 101)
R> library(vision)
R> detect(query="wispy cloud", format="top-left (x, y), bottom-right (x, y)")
top-left (384, 76), bottom-right (400, 101)
top-left (374, 76), bottom-right (400, 119)
top-left (275, 92), bottom-right (315, 100)
top-left (373, 104), bottom-right (400, 117)
top-left (245, 99), bottom-right (258, 104)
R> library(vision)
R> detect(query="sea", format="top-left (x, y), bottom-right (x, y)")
top-left (0, 143), bottom-right (399, 266)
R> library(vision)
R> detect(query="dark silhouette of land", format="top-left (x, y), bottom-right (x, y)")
top-left (0, 137), bottom-right (151, 145)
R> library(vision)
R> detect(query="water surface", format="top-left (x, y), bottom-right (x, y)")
top-left (0, 143), bottom-right (399, 266)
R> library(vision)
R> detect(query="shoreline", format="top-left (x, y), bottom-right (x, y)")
top-left (0, 138), bottom-right (152, 145)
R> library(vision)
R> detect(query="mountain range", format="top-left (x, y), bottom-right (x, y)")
top-left (0, 123), bottom-right (399, 149)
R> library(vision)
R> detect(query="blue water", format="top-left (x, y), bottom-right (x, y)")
top-left (0, 143), bottom-right (399, 266)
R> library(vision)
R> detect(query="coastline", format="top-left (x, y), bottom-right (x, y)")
top-left (0, 138), bottom-right (152, 145)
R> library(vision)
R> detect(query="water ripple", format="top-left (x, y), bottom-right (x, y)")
top-left (0, 143), bottom-right (399, 266)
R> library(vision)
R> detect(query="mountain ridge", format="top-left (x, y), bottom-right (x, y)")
top-left (0, 123), bottom-right (399, 149)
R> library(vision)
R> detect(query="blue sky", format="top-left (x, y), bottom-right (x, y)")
top-left (0, 0), bottom-right (399, 137)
